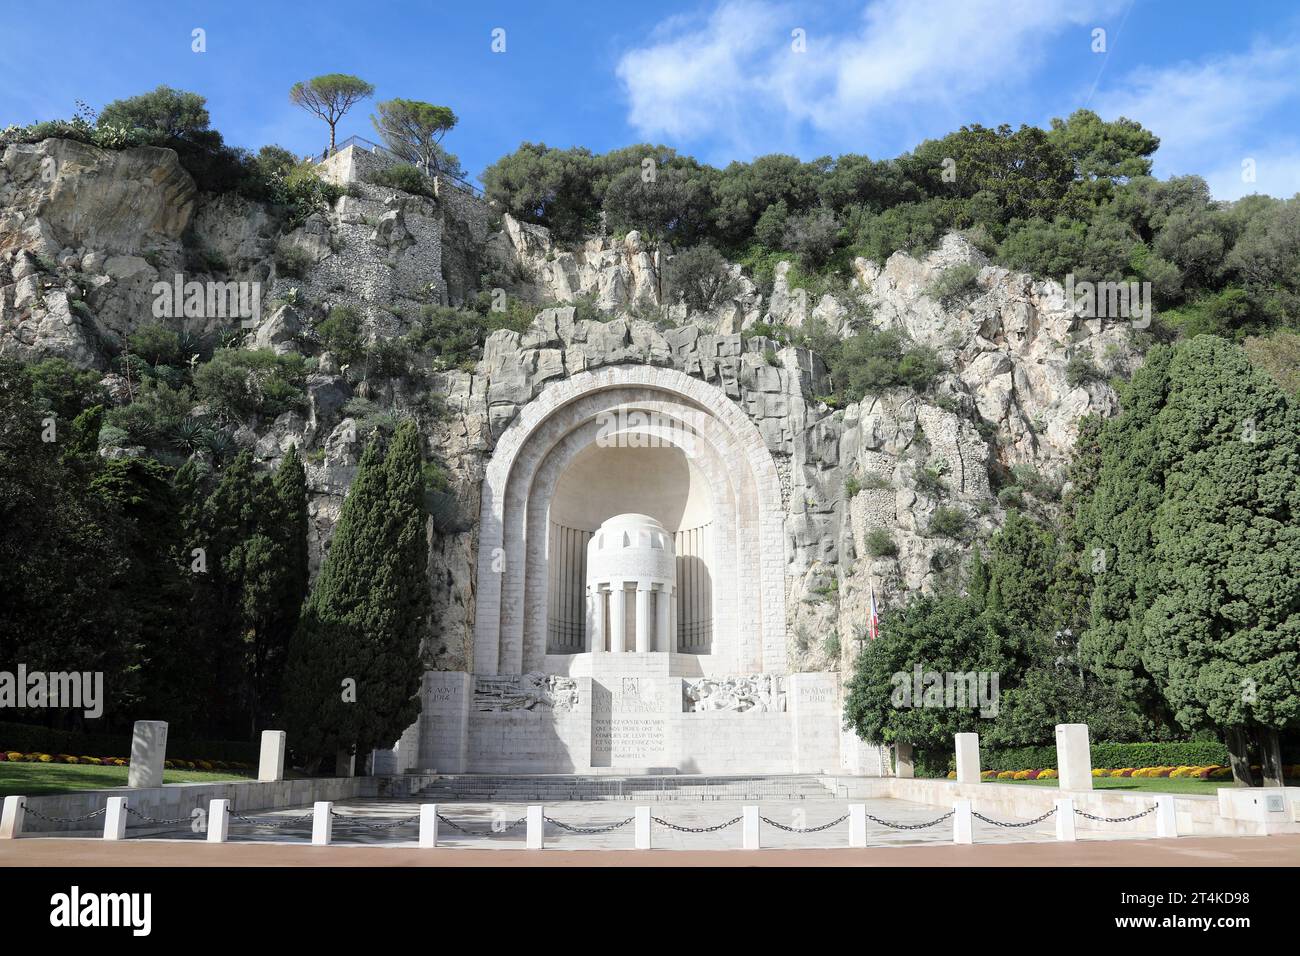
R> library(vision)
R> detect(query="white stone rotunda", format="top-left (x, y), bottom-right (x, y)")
top-left (586, 514), bottom-right (676, 655)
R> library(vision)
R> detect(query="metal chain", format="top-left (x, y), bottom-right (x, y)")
top-left (651, 815), bottom-right (743, 833)
top-left (972, 808), bottom-right (1057, 828)
top-left (18, 804), bottom-right (106, 824)
top-left (862, 810), bottom-right (954, 830)
top-left (327, 809), bottom-right (421, 830)
top-left (123, 806), bottom-right (198, 826)
top-left (1074, 805), bottom-right (1157, 823)
top-left (229, 810), bottom-right (316, 829)
top-left (436, 814), bottom-right (527, 836)
top-left (544, 816), bottom-right (635, 834)
top-left (760, 813), bottom-right (850, 833)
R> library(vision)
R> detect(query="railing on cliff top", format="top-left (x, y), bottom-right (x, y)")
top-left (322, 134), bottom-right (485, 199)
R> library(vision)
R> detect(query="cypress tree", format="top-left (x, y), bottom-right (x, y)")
top-left (284, 421), bottom-right (429, 765)
top-left (1077, 336), bottom-right (1300, 784)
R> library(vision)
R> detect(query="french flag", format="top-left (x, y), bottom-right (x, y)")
top-left (868, 582), bottom-right (880, 641)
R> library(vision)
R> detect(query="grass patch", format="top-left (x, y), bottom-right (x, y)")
top-left (0, 762), bottom-right (253, 796)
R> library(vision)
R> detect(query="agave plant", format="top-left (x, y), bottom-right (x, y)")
top-left (169, 416), bottom-right (207, 453)
top-left (202, 427), bottom-right (236, 461)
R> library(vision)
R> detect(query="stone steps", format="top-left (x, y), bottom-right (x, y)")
top-left (415, 773), bottom-right (840, 802)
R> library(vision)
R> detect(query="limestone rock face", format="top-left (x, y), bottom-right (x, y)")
top-left (1, 140), bottom-right (195, 254)
top-left (0, 139), bottom-right (1144, 686)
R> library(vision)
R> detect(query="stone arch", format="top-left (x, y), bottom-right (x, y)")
top-left (473, 365), bottom-right (786, 676)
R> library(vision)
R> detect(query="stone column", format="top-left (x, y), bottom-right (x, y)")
top-left (895, 742), bottom-right (915, 778)
top-left (589, 587), bottom-right (605, 653)
top-left (258, 731), bottom-right (287, 782)
top-left (128, 720), bottom-right (168, 788)
top-left (1055, 723), bottom-right (1093, 791)
top-left (609, 583), bottom-right (627, 653)
top-left (207, 799), bottom-right (231, 843)
top-left (635, 582), bottom-right (653, 653)
top-left (954, 732), bottom-right (981, 784)
top-left (656, 585), bottom-right (672, 652)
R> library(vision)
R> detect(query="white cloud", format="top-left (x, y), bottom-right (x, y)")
top-left (615, 0), bottom-right (1116, 150)
top-left (1203, 149), bottom-right (1300, 202)
top-left (1093, 42), bottom-right (1300, 156)
top-left (1093, 40), bottom-right (1300, 199)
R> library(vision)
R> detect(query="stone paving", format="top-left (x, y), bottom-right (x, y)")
top-left (77, 795), bottom-right (1161, 850)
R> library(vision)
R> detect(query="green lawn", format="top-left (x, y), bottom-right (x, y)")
top-left (988, 775), bottom-right (1296, 795)
top-left (0, 761), bottom-right (252, 796)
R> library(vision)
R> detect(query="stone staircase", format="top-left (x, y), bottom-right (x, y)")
top-left (414, 773), bottom-right (841, 803)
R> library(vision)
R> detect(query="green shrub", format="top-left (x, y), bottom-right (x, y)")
top-left (829, 328), bottom-right (945, 402)
top-left (927, 505), bottom-right (968, 539)
top-left (866, 527), bottom-right (898, 557)
top-left (367, 163), bottom-right (435, 198)
top-left (1066, 350), bottom-right (1106, 388)
top-left (366, 338), bottom-right (411, 379)
top-left (925, 263), bottom-right (981, 306)
top-left (317, 305), bottom-right (366, 367)
top-left (844, 476), bottom-right (861, 498)
top-left (104, 380), bottom-right (195, 444)
top-left (274, 240), bottom-right (313, 279)
top-left (192, 349), bottom-right (306, 420)
top-left (266, 161), bottom-right (344, 226)
top-left (914, 462), bottom-right (949, 498)
top-left (667, 243), bottom-right (738, 313)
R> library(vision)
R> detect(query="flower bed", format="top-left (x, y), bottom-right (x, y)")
top-left (943, 763), bottom-right (1300, 781)
top-left (0, 750), bottom-right (252, 772)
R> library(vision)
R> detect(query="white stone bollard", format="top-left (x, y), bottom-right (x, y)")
top-left (1055, 798), bottom-right (1076, 841)
top-left (848, 804), bottom-right (867, 847)
top-left (104, 797), bottom-right (128, 841)
top-left (127, 720), bottom-right (168, 789)
top-left (635, 806), bottom-right (652, 849)
top-left (311, 801), bottom-right (333, 845)
top-left (526, 805), bottom-right (544, 849)
top-left (955, 733), bottom-right (981, 784)
top-left (0, 795), bottom-right (25, 839)
top-left (258, 731), bottom-right (287, 782)
top-left (952, 799), bottom-right (973, 844)
top-left (207, 799), bottom-right (230, 843)
top-left (742, 805), bottom-right (760, 849)
top-left (419, 804), bottom-right (440, 848)
top-left (895, 742), bottom-right (915, 779)
top-left (1055, 723), bottom-right (1093, 791)
top-left (1155, 796), bottom-right (1178, 838)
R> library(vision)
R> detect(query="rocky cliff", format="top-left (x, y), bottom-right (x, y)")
top-left (0, 138), bottom-right (1143, 678)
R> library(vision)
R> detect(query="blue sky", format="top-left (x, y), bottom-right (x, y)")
top-left (2, 0), bottom-right (1298, 199)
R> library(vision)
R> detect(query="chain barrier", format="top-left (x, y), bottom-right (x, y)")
top-left (544, 816), bottom-right (634, 834)
top-left (1074, 805), bottom-right (1157, 824)
top-left (760, 813), bottom-right (850, 833)
top-left (861, 809), bottom-right (954, 830)
top-left (123, 806), bottom-right (200, 827)
top-left (651, 815), bottom-right (743, 833)
top-left (435, 814), bottom-right (527, 837)
top-left (229, 810), bottom-right (316, 829)
top-left (18, 804), bottom-right (106, 824)
top-left (972, 807), bottom-right (1058, 829)
top-left (326, 809), bottom-right (421, 830)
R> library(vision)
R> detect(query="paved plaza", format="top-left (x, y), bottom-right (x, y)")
top-left (9, 793), bottom-right (1164, 850)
